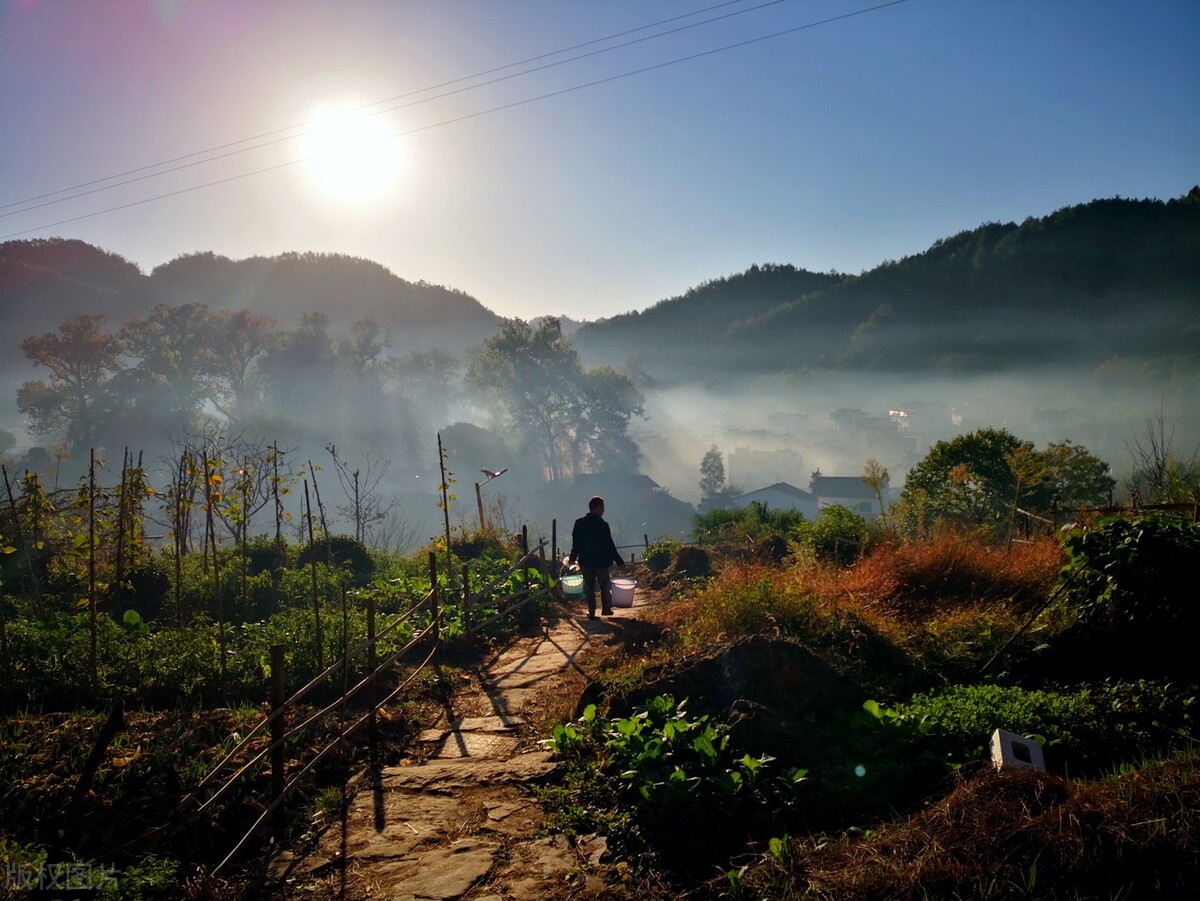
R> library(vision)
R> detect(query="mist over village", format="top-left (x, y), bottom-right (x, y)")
top-left (2, 2), bottom-right (1199, 898)
top-left (5, 189), bottom-right (1199, 548)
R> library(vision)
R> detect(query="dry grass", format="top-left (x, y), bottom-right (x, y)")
top-left (784, 754), bottom-right (1200, 900)
top-left (679, 562), bottom-right (825, 646)
top-left (841, 533), bottom-right (1063, 620)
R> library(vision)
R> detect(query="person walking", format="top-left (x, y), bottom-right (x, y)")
top-left (568, 495), bottom-right (624, 619)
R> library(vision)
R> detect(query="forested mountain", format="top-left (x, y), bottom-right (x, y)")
top-left (1, 239), bottom-right (152, 337)
top-left (573, 263), bottom-right (842, 375)
top-left (0, 241), bottom-right (500, 357)
top-left (148, 251), bottom-right (499, 354)
top-left (574, 189), bottom-right (1200, 380)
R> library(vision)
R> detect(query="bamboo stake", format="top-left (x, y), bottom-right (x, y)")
top-left (270, 645), bottom-right (286, 839)
top-left (436, 433), bottom-right (453, 589)
top-left (203, 451), bottom-right (227, 693)
top-left (304, 480), bottom-right (324, 672)
top-left (2, 464), bottom-right (42, 604)
top-left (114, 447), bottom-right (128, 599)
top-left (88, 448), bottom-right (98, 693)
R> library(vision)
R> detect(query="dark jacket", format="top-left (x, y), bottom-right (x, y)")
top-left (569, 512), bottom-right (624, 568)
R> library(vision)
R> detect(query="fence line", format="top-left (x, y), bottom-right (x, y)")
top-left (200, 536), bottom-right (553, 877)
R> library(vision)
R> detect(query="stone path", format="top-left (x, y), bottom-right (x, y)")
top-left (268, 590), bottom-right (644, 900)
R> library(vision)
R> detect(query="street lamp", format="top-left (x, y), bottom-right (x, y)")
top-left (475, 468), bottom-right (508, 530)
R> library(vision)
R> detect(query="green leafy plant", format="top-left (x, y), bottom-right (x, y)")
top-left (1051, 513), bottom-right (1200, 677)
top-left (793, 505), bottom-right (871, 565)
top-left (544, 696), bottom-right (787, 857)
top-left (693, 501), bottom-right (805, 546)
top-left (644, 537), bottom-right (680, 574)
top-left (1060, 514), bottom-right (1200, 632)
top-left (890, 683), bottom-right (1107, 769)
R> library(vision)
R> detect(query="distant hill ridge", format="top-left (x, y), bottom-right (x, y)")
top-left (575, 188), bottom-right (1200, 378)
top-left (0, 242), bottom-right (500, 357)
top-left (4, 189), bottom-right (1198, 378)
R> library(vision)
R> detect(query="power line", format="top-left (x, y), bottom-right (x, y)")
top-left (0, 0), bottom-right (767, 213)
top-left (0, 0), bottom-right (913, 241)
top-left (1, 0), bottom-right (797, 220)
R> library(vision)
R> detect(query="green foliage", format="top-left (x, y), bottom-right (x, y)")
top-left (897, 430), bottom-right (1115, 536)
top-left (466, 317), bottom-right (644, 481)
top-left (1060, 514), bottom-right (1200, 633)
top-left (1040, 439), bottom-right (1116, 508)
top-left (699, 445), bottom-right (726, 498)
top-left (693, 501), bottom-right (805, 545)
top-left (643, 536), bottom-right (680, 574)
top-left (891, 683), bottom-right (1105, 766)
top-left (898, 428), bottom-right (1025, 534)
top-left (543, 696), bottom-right (791, 855)
top-left (793, 505), bottom-right (870, 565)
top-left (1048, 514), bottom-right (1200, 678)
top-left (296, 534), bottom-right (376, 586)
top-left (888, 679), bottom-right (1198, 774)
top-left (1084, 678), bottom-right (1196, 757)
top-left (107, 853), bottom-right (180, 900)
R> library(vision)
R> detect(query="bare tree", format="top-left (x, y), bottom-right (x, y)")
top-left (1126, 409), bottom-right (1200, 503)
top-left (326, 444), bottom-right (399, 544)
top-left (860, 458), bottom-right (891, 534)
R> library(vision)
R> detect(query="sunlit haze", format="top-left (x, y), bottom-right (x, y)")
top-left (2, 0), bottom-right (1196, 320)
top-left (303, 106), bottom-right (401, 202)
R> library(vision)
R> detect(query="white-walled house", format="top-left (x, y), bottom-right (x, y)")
top-left (697, 471), bottom-right (889, 522)
top-left (809, 470), bottom-right (886, 517)
top-left (697, 481), bottom-right (818, 520)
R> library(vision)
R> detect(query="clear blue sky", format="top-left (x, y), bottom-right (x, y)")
top-left (2, 0), bottom-right (1197, 321)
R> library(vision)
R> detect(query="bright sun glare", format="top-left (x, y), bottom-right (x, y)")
top-left (303, 106), bottom-right (399, 201)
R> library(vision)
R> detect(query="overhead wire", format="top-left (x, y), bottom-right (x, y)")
top-left (0, 0), bottom-right (798, 220)
top-left (0, 0), bottom-right (913, 241)
top-left (0, 0), bottom-right (771, 214)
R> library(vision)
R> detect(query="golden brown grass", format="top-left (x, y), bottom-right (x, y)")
top-left (782, 755), bottom-right (1200, 900)
top-left (841, 533), bottom-right (1063, 620)
top-left (640, 535), bottom-right (1066, 694)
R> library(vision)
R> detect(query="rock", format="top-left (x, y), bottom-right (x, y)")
top-left (627, 635), bottom-right (865, 720)
top-left (671, 545), bottom-right (712, 578)
top-left (754, 534), bottom-right (789, 565)
top-left (385, 838), bottom-right (498, 900)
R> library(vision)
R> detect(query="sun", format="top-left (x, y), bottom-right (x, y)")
top-left (303, 106), bottom-right (399, 201)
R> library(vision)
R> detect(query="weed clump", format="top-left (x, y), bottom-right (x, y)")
top-left (844, 533), bottom-right (1062, 619)
top-left (778, 755), bottom-right (1200, 900)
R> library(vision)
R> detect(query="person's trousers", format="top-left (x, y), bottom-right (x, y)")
top-left (579, 564), bottom-right (612, 615)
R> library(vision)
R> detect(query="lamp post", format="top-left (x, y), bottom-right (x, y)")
top-left (475, 468), bottom-right (508, 531)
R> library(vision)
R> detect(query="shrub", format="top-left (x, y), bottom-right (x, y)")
top-left (685, 564), bottom-right (824, 644)
top-left (244, 534), bottom-right (290, 573)
top-left (1050, 514), bottom-right (1200, 678)
top-left (1060, 513), bottom-right (1200, 632)
top-left (450, 530), bottom-right (514, 561)
top-left (693, 501), bottom-right (805, 546)
top-left (794, 505), bottom-right (871, 565)
top-left (844, 533), bottom-right (1062, 618)
top-left (644, 537), bottom-right (680, 573)
top-left (543, 696), bottom-right (797, 861)
top-left (296, 535), bottom-right (376, 586)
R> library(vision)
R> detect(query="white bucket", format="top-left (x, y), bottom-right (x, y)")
top-left (561, 574), bottom-right (584, 597)
top-left (610, 578), bottom-right (636, 607)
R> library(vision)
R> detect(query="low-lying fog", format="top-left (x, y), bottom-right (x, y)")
top-left (633, 368), bottom-right (1196, 505)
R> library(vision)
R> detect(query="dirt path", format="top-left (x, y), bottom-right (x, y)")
top-left (267, 589), bottom-right (652, 900)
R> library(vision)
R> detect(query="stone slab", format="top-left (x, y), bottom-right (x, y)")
top-left (386, 838), bottom-right (498, 900)
top-left (381, 752), bottom-right (559, 792)
top-left (425, 731), bottom-right (520, 760)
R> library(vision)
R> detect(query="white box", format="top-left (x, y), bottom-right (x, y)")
top-left (990, 728), bottom-right (1046, 772)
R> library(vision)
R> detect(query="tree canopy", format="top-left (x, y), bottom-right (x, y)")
top-left (466, 318), bottom-right (644, 482)
top-left (699, 445), bottom-right (726, 498)
top-left (898, 428), bottom-right (1115, 536)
